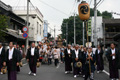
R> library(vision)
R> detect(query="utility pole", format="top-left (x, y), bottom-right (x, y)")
top-left (66, 23), bottom-right (68, 46)
top-left (83, 22), bottom-right (85, 46)
top-left (54, 26), bottom-right (56, 45)
top-left (74, 12), bottom-right (76, 45)
top-left (94, 0), bottom-right (97, 47)
top-left (26, 0), bottom-right (30, 54)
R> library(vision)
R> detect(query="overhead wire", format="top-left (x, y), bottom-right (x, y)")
top-left (29, 1), bottom-right (36, 11)
top-left (14, 0), bottom-right (21, 10)
top-left (89, 0), bottom-right (92, 6)
top-left (69, 0), bottom-right (77, 16)
top-left (37, 0), bottom-right (69, 16)
top-left (35, 0), bottom-right (71, 28)
top-left (97, 0), bottom-right (104, 8)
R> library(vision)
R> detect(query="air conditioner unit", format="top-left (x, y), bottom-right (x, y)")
top-left (18, 30), bottom-right (22, 35)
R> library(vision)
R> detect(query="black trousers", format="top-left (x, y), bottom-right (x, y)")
top-left (48, 58), bottom-right (52, 65)
top-left (54, 59), bottom-right (58, 66)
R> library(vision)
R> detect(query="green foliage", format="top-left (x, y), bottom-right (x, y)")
top-left (90, 8), bottom-right (102, 16)
top-left (0, 14), bottom-right (9, 42)
top-left (61, 8), bottom-right (112, 45)
top-left (102, 11), bottom-right (112, 19)
top-left (61, 15), bottom-right (83, 44)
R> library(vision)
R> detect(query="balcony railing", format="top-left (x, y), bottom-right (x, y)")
top-left (105, 32), bottom-right (120, 38)
top-left (0, 1), bottom-right (12, 11)
top-left (12, 6), bottom-right (43, 17)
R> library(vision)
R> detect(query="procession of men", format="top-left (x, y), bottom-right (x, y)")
top-left (0, 41), bottom-right (120, 80)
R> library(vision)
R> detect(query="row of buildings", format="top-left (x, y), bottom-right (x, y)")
top-left (0, 1), bottom-right (49, 47)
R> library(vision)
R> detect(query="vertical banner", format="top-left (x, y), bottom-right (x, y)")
top-left (88, 19), bottom-right (91, 36)
top-left (44, 20), bottom-right (48, 37)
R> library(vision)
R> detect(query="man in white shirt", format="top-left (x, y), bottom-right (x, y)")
top-left (95, 45), bottom-right (104, 73)
top-left (26, 42), bottom-right (39, 76)
top-left (64, 44), bottom-right (73, 74)
top-left (106, 43), bottom-right (119, 80)
top-left (3, 42), bottom-right (19, 80)
top-left (72, 45), bottom-right (82, 78)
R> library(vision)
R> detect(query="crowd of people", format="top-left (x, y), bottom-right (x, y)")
top-left (0, 41), bottom-right (120, 80)
top-left (63, 43), bottom-right (120, 80)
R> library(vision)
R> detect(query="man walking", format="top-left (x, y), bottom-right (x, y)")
top-left (3, 42), bottom-right (19, 80)
top-left (106, 43), bottom-right (119, 80)
top-left (26, 42), bottom-right (39, 76)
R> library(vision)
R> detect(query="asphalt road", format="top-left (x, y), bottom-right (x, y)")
top-left (0, 63), bottom-right (115, 80)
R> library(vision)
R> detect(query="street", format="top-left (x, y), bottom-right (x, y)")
top-left (0, 63), bottom-right (112, 80)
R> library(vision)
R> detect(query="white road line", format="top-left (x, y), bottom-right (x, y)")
top-left (103, 70), bottom-right (110, 76)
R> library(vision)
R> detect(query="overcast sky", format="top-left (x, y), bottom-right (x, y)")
top-left (1, 0), bottom-right (120, 37)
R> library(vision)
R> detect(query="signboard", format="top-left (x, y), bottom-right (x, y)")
top-left (22, 33), bottom-right (28, 38)
top-left (44, 20), bottom-right (48, 37)
top-left (22, 26), bottom-right (28, 33)
top-left (88, 19), bottom-right (91, 36)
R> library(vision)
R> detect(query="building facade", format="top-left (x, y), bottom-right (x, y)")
top-left (0, 1), bottom-right (27, 43)
top-left (13, 6), bottom-right (44, 43)
top-left (91, 16), bottom-right (120, 48)
top-left (91, 16), bottom-right (104, 46)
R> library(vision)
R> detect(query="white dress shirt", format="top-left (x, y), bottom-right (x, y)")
top-left (75, 50), bottom-right (79, 58)
top-left (9, 47), bottom-right (14, 60)
top-left (111, 48), bottom-right (115, 60)
top-left (67, 49), bottom-right (70, 54)
top-left (98, 49), bottom-right (100, 54)
top-left (93, 48), bottom-right (97, 54)
top-left (0, 47), bottom-right (3, 55)
top-left (31, 47), bottom-right (35, 56)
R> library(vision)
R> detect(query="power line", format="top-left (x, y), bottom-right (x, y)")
top-left (69, 0), bottom-right (77, 16)
top-left (29, 1), bottom-right (36, 10)
top-left (111, 11), bottom-right (120, 16)
top-left (97, 0), bottom-right (104, 8)
top-left (37, 0), bottom-right (69, 16)
top-left (89, 0), bottom-right (92, 6)
top-left (14, 0), bottom-right (21, 10)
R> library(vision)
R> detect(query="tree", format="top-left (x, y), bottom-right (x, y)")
top-left (0, 14), bottom-right (9, 42)
top-left (61, 15), bottom-right (83, 44)
top-left (90, 8), bottom-right (102, 16)
top-left (102, 11), bottom-right (112, 19)
top-left (61, 8), bottom-right (113, 45)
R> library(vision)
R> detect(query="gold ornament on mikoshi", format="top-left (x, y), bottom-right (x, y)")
top-left (78, 1), bottom-right (90, 21)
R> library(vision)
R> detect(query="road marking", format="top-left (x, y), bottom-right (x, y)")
top-left (103, 70), bottom-right (110, 76)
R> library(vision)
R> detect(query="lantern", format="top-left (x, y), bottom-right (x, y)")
top-left (78, 1), bottom-right (90, 21)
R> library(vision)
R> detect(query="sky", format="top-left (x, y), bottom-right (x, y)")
top-left (1, 0), bottom-right (120, 37)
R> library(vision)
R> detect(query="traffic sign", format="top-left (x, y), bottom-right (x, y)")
top-left (22, 26), bottom-right (28, 32)
top-left (22, 33), bottom-right (28, 38)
